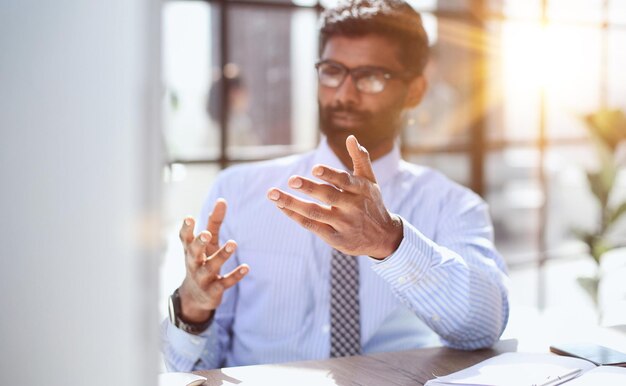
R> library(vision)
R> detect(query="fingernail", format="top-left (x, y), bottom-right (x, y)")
top-left (359, 145), bottom-right (366, 152)
top-left (268, 190), bottom-right (280, 200)
top-left (184, 218), bottom-right (191, 226)
top-left (289, 177), bottom-right (302, 189)
top-left (239, 267), bottom-right (248, 275)
top-left (200, 234), bottom-right (208, 243)
top-left (313, 167), bottom-right (323, 176)
top-left (225, 243), bottom-right (233, 253)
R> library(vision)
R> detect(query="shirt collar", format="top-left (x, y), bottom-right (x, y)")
top-left (311, 136), bottom-right (401, 186)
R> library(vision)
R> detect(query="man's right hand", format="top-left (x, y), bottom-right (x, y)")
top-left (177, 198), bottom-right (249, 324)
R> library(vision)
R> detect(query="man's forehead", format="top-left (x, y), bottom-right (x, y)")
top-left (320, 34), bottom-right (404, 70)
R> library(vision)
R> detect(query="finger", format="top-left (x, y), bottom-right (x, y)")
top-left (203, 240), bottom-right (237, 274)
top-left (189, 231), bottom-right (212, 266)
top-left (206, 198), bottom-right (227, 246)
top-left (202, 264), bottom-right (248, 300)
top-left (346, 135), bottom-right (377, 183)
top-left (311, 164), bottom-right (362, 194)
top-left (218, 264), bottom-right (250, 290)
top-left (179, 217), bottom-right (196, 245)
top-left (267, 188), bottom-right (336, 226)
top-left (275, 204), bottom-right (337, 240)
top-left (288, 175), bottom-right (347, 207)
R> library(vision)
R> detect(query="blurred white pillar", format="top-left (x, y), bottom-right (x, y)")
top-left (290, 9), bottom-right (318, 148)
top-left (0, 1), bottom-right (162, 385)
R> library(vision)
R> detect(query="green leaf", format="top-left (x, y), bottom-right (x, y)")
top-left (608, 201), bottom-right (626, 226)
top-left (586, 171), bottom-right (613, 208)
top-left (584, 109), bottom-right (626, 152)
top-left (591, 240), bottom-right (611, 264)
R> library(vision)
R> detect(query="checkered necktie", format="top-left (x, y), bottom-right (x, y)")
top-left (330, 249), bottom-right (361, 357)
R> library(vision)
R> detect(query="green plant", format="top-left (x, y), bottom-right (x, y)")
top-left (575, 109), bottom-right (626, 264)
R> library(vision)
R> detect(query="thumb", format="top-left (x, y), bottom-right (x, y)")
top-left (346, 135), bottom-right (377, 183)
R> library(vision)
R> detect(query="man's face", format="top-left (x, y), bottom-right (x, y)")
top-left (318, 34), bottom-right (413, 151)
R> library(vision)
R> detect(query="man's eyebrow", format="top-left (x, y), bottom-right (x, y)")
top-left (319, 59), bottom-right (395, 73)
top-left (353, 65), bottom-right (394, 72)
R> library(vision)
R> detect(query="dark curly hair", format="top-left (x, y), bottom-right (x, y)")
top-left (319, 0), bottom-right (429, 76)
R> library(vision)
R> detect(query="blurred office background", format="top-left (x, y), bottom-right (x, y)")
top-left (160, 0), bottom-right (626, 351)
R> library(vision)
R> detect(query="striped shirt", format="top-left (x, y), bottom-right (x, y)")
top-left (162, 137), bottom-right (509, 371)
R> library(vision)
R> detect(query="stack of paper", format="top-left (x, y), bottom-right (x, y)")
top-left (425, 352), bottom-right (626, 386)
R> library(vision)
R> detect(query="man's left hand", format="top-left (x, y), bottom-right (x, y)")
top-left (267, 135), bottom-right (403, 259)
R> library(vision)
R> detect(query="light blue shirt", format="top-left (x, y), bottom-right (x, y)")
top-left (162, 138), bottom-right (509, 371)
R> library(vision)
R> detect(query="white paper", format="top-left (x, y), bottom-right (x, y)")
top-left (158, 372), bottom-right (207, 386)
top-left (563, 366), bottom-right (626, 385)
top-left (425, 352), bottom-right (596, 386)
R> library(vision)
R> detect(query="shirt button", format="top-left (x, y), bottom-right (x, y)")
top-left (431, 314), bottom-right (441, 322)
top-left (322, 324), bottom-right (330, 333)
top-left (190, 337), bottom-right (201, 345)
top-left (398, 276), bottom-right (407, 284)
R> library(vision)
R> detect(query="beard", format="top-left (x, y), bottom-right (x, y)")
top-left (318, 100), bottom-right (405, 150)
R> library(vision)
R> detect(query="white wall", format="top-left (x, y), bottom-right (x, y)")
top-left (0, 1), bottom-right (161, 385)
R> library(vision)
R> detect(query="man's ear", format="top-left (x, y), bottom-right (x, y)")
top-left (403, 75), bottom-right (427, 109)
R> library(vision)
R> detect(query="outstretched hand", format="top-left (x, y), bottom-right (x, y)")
top-left (267, 135), bottom-right (403, 259)
top-left (177, 199), bottom-right (249, 323)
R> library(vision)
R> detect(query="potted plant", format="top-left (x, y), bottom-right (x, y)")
top-left (575, 108), bottom-right (626, 302)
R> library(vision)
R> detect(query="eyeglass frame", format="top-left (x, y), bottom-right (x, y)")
top-left (314, 60), bottom-right (418, 94)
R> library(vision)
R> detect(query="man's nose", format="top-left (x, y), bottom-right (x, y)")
top-left (333, 74), bottom-right (361, 106)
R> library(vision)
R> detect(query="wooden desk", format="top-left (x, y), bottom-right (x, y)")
top-left (195, 340), bottom-right (517, 385)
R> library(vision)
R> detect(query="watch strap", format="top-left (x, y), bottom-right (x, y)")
top-left (168, 288), bottom-right (214, 335)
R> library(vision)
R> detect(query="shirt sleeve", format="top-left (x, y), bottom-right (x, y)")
top-left (161, 316), bottom-right (225, 371)
top-left (160, 170), bottom-right (240, 370)
top-left (370, 193), bottom-right (509, 350)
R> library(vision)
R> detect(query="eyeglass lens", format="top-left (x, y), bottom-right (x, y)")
top-left (317, 62), bottom-right (388, 94)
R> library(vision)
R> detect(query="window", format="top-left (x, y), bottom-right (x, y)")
top-left (161, 0), bottom-right (626, 310)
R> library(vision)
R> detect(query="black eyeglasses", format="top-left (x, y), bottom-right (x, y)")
top-left (315, 60), bottom-right (413, 94)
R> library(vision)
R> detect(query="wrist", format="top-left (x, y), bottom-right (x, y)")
top-left (169, 287), bottom-right (214, 335)
top-left (371, 215), bottom-right (403, 260)
top-left (177, 285), bottom-right (214, 323)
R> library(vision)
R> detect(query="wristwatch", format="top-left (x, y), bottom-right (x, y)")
top-left (168, 288), bottom-right (214, 334)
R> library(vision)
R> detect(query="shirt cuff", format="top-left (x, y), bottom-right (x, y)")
top-left (370, 216), bottom-right (438, 291)
top-left (165, 319), bottom-right (212, 363)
